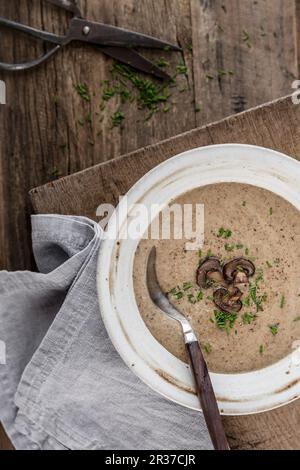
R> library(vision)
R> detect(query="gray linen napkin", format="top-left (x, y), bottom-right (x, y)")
top-left (0, 215), bottom-right (212, 450)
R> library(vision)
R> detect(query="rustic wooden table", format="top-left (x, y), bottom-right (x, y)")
top-left (1, 0), bottom-right (300, 450)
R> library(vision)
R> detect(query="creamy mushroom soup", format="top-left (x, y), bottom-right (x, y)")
top-left (133, 183), bottom-right (300, 373)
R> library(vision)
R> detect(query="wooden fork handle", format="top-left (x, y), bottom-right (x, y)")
top-left (186, 341), bottom-right (230, 450)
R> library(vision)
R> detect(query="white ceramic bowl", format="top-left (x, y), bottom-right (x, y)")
top-left (97, 144), bottom-right (300, 415)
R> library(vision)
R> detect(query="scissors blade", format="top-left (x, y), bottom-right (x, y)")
top-left (44, 0), bottom-right (82, 17)
top-left (98, 46), bottom-right (172, 81)
top-left (68, 17), bottom-right (181, 51)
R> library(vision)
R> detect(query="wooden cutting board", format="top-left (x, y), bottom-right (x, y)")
top-left (30, 95), bottom-right (300, 450)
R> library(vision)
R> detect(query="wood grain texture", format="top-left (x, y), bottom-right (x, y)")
top-left (31, 95), bottom-right (300, 450)
top-left (191, 0), bottom-right (298, 124)
top-left (1, 0), bottom-right (300, 450)
top-left (30, 95), bottom-right (300, 216)
top-left (0, 0), bottom-right (298, 270)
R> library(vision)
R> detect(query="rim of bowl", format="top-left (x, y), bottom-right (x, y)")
top-left (97, 144), bottom-right (300, 415)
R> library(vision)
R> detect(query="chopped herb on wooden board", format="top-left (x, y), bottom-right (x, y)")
top-left (111, 110), bottom-right (125, 127)
top-left (242, 29), bottom-right (252, 48)
top-left (73, 59), bottom-right (188, 131)
top-left (74, 83), bottom-right (91, 102)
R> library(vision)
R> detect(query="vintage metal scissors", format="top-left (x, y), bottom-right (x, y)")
top-left (0, 0), bottom-right (181, 80)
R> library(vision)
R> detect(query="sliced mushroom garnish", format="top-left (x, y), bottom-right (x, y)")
top-left (223, 258), bottom-right (255, 284)
top-left (196, 257), bottom-right (223, 288)
top-left (213, 286), bottom-right (243, 313)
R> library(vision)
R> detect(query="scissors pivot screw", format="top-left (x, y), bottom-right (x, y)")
top-left (82, 25), bottom-right (90, 36)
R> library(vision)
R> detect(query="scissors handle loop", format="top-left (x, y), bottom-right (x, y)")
top-left (0, 17), bottom-right (64, 72)
top-left (0, 46), bottom-right (61, 72)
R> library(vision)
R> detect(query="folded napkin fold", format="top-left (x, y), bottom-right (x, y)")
top-left (0, 215), bottom-right (212, 450)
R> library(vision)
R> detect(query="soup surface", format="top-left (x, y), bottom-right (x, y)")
top-left (133, 183), bottom-right (300, 373)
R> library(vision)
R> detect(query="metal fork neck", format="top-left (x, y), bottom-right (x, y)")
top-left (182, 322), bottom-right (198, 344)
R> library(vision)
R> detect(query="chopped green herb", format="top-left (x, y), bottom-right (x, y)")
top-left (245, 247), bottom-right (250, 256)
top-left (168, 287), bottom-right (177, 295)
top-left (249, 284), bottom-right (267, 312)
top-left (212, 310), bottom-right (237, 333)
top-left (269, 324), bottom-right (279, 336)
top-left (294, 316), bottom-right (300, 322)
top-left (243, 295), bottom-right (251, 307)
top-left (203, 343), bottom-right (212, 354)
top-left (259, 344), bottom-right (264, 354)
top-left (168, 287), bottom-right (183, 300)
top-left (206, 74), bottom-right (214, 81)
top-left (236, 243), bottom-right (244, 250)
top-left (225, 243), bottom-right (235, 252)
top-left (196, 291), bottom-right (204, 301)
top-left (187, 293), bottom-right (196, 304)
top-left (242, 29), bottom-right (252, 48)
top-left (112, 63), bottom-right (170, 114)
top-left (266, 261), bottom-right (273, 268)
top-left (175, 291), bottom-right (183, 300)
top-left (217, 69), bottom-right (227, 78)
top-left (242, 312), bottom-right (257, 324)
top-left (242, 201), bottom-right (246, 207)
top-left (255, 269), bottom-right (264, 285)
top-left (157, 57), bottom-right (170, 68)
top-left (111, 110), bottom-right (125, 127)
top-left (50, 168), bottom-right (61, 179)
top-left (176, 63), bottom-right (188, 75)
top-left (195, 106), bottom-right (201, 113)
top-left (269, 207), bottom-right (273, 215)
top-left (74, 83), bottom-right (91, 102)
top-left (199, 249), bottom-right (214, 265)
top-left (187, 43), bottom-right (193, 52)
top-left (102, 87), bottom-right (116, 101)
top-left (182, 282), bottom-right (193, 291)
top-left (217, 227), bottom-right (232, 239)
top-left (280, 295), bottom-right (285, 309)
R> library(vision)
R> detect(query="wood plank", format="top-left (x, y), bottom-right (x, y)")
top-left (191, 0), bottom-right (298, 125)
top-left (0, 0), bottom-right (195, 270)
top-left (30, 95), bottom-right (300, 450)
top-left (30, 94), bottom-right (300, 216)
top-left (0, 0), bottom-right (299, 271)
